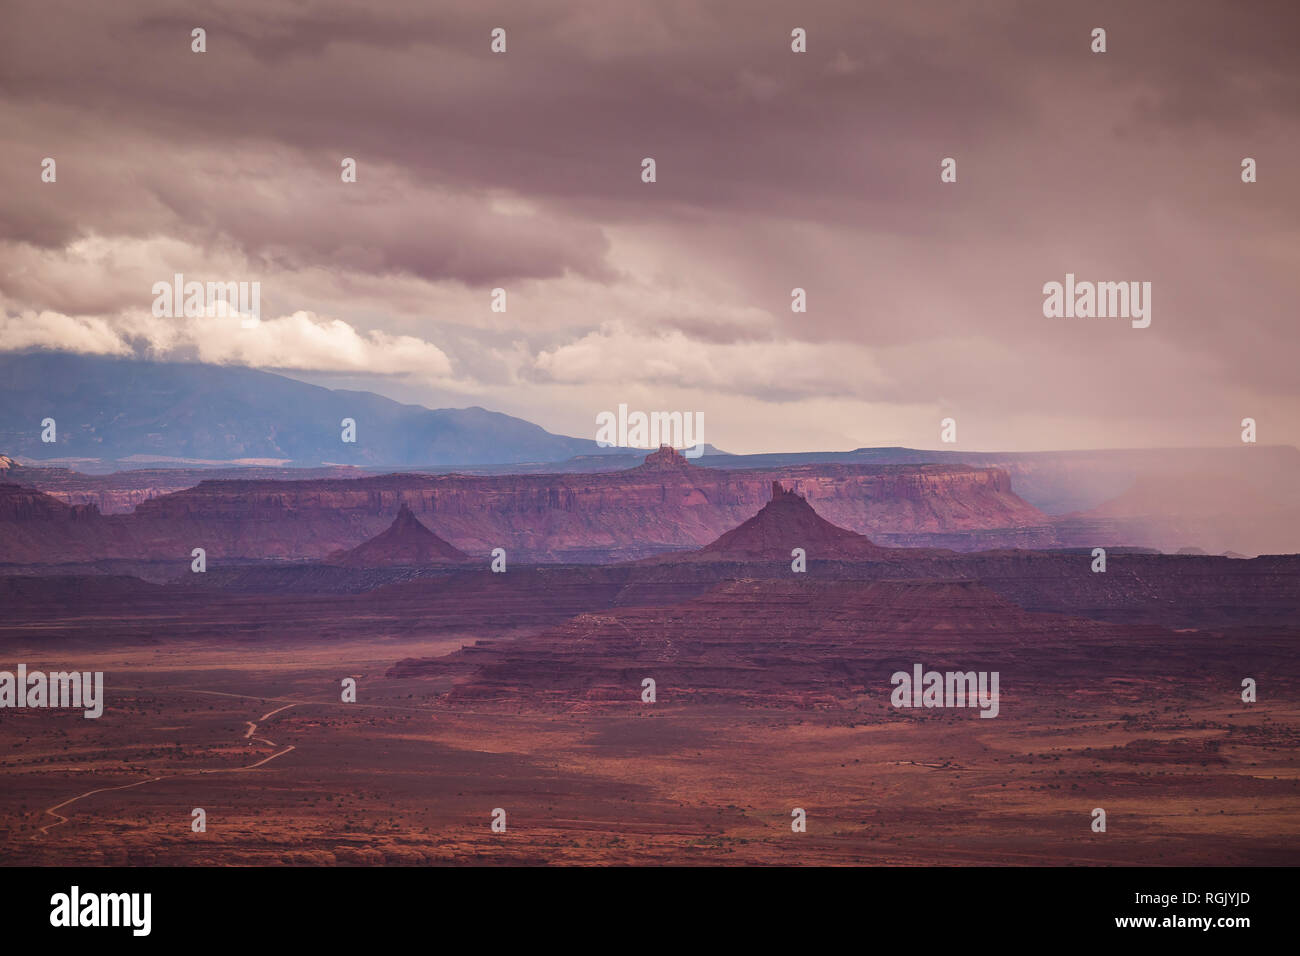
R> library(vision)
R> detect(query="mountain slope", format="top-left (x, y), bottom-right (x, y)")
top-left (0, 351), bottom-right (614, 467)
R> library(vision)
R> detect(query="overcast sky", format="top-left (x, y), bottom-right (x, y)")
top-left (2, 0), bottom-right (1297, 453)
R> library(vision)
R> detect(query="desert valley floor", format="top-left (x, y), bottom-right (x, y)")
top-left (3, 580), bottom-right (1297, 865)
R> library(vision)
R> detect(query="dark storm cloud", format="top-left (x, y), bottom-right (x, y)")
top-left (1, 0), bottom-right (1297, 451)
top-left (3, 1), bottom-right (1296, 257)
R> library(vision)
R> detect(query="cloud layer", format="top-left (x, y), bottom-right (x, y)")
top-left (1, 0), bottom-right (1297, 452)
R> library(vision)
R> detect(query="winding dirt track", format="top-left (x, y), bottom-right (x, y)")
top-left (37, 701), bottom-right (298, 837)
top-left (33, 682), bottom-right (452, 839)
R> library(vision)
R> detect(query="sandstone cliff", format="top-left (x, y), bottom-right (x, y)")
top-left (0, 448), bottom-right (1054, 563)
top-left (111, 448), bottom-right (1053, 561)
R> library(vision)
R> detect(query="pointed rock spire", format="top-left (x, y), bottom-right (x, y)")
top-left (325, 503), bottom-right (468, 566)
top-left (691, 480), bottom-right (885, 560)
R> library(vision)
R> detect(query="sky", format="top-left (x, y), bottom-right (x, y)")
top-left (1, 0), bottom-right (1297, 454)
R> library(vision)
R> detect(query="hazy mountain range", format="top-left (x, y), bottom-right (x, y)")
top-left (5, 352), bottom-right (1299, 545)
top-left (0, 351), bottom-right (629, 468)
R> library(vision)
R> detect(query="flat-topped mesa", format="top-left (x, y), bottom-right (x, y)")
top-left (639, 445), bottom-right (693, 469)
top-left (324, 503), bottom-right (467, 567)
top-left (0, 482), bottom-right (97, 522)
top-left (4, 460), bottom-right (1055, 563)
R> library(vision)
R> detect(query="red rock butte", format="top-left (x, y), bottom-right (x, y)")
top-left (324, 503), bottom-right (468, 566)
top-left (689, 480), bottom-right (890, 561)
top-left (635, 444), bottom-right (695, 469)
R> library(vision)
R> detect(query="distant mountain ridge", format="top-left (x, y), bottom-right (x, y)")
top-left (4, 352), bottom-right (1298, 556)
top-left (0, 351), bottom-right (625, 468)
